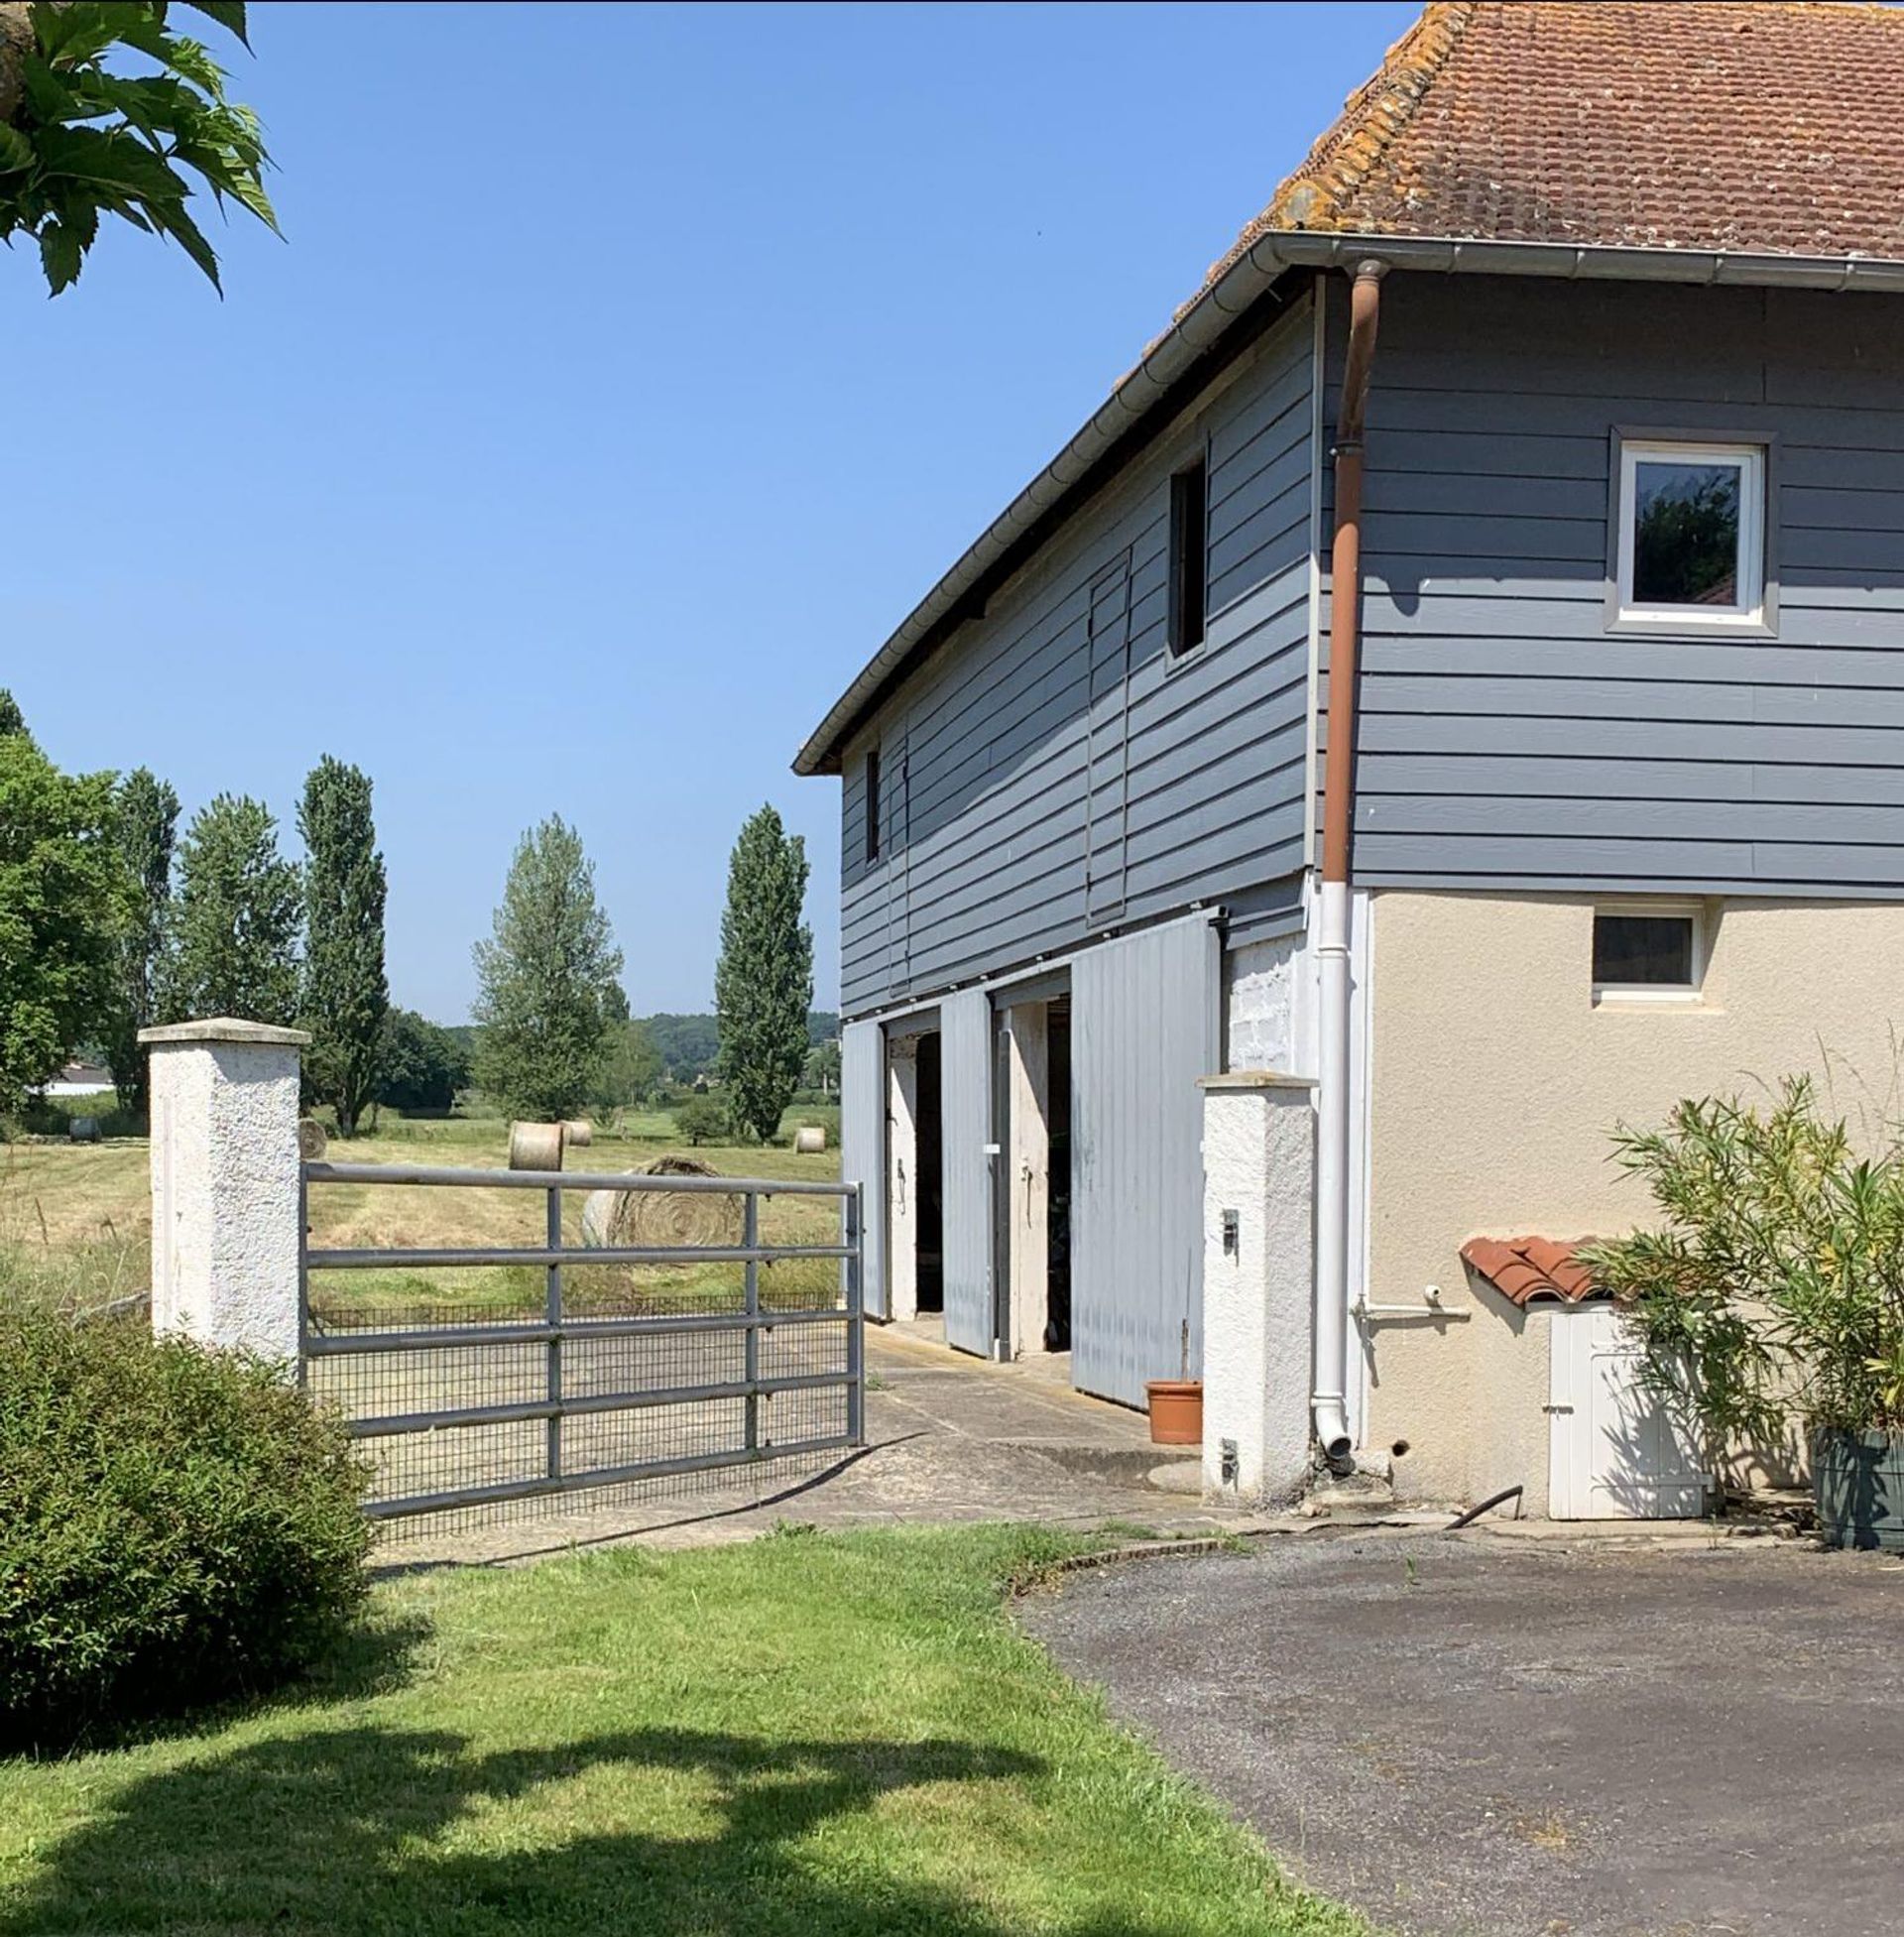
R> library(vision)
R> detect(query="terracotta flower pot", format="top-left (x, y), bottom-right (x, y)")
top-left (1144, 1379), bottom-right (1203, 1447)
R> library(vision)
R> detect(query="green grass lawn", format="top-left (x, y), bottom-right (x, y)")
top-left (0, 1527), bottom-right (1361, 1937)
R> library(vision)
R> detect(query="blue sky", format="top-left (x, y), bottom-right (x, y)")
top-left (8, 0), bottom-right (1417, 1021)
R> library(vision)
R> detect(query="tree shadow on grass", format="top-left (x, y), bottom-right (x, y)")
top-left (1, 1721), bottom-right (1162, 1936)
top-left (0, 1608), bottom-right (433, 1761)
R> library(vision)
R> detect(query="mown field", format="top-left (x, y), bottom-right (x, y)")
top-left (0, 1112), bottom-right (845, 1321)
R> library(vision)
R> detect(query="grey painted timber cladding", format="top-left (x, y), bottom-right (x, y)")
top-left (1328, 274), bottom-right (1904, 894)
top-left (839, 294), bottom-right (1316, 1018)
top-left (1069, 916), bottom-right (1220, 1408)
top-left (939, 988), bottom-right (995, 1358)
top-left (839, 1021), bottom-right (887, 1320)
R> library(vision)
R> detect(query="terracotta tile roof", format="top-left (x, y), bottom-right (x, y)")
top-left (1461, 1235), bottom-right (1608, 1307)
top-left (1209, 1), bottom-right (1904, 285)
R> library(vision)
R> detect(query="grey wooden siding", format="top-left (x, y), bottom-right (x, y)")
top-left (1069, 916), bottom-right (1220, 1407)
top-left (938, 989), bottom-right (994, 1358)
top-left (1330, 276), bottom-right (1904, 894)
top-left (839, 296), bottom-right (1316, 1018)
top-left (839, 1020), bottom-right (887, 1320)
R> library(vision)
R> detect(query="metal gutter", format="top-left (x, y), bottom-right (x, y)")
top-left (792, 230), bottom-right (1904, 779)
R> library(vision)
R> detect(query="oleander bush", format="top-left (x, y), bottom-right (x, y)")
top-left (0, 1304), bottom-right (372, 1751)
top-left (1581, 1074), bottom-right (1904, 1482)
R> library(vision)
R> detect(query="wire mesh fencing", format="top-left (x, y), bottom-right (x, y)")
top-left (300, 1161), bottom-right (863, 1526)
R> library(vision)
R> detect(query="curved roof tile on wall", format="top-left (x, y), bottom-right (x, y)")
top-left (1461, 1236), bottom-right (1609, 1307)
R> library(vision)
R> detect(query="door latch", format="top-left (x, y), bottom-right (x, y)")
top-left (1542, 1403), bottom-right (1574, 1415)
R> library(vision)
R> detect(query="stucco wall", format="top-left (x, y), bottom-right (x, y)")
top-left (1366, 892), bottom-right (1904, 1508)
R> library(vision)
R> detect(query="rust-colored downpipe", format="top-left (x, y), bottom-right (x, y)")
top-left (1321, 260), bottom-right (1386, 888)
top-left (1313, 260), bottom-right (1385, 1466)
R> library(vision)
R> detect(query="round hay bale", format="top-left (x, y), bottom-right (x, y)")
top-left (509, 1121), bottom-right (566, 1171)
top-left (297, 1118), bottom-right (328, 1161)
top-left (793, 1125), bottom-right (826, 1154)
top-left (579, 1188), bottom-right (621, 1250)
top-left (67, 1116), bottom-right (101, 1145)
top-left (563, 1118), bottom-right (593, 1149)
top-left (587, 1154), bottom-right (743, 1251)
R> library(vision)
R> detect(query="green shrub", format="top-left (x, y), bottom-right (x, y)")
top-left (672, 1096), bottom-right (728, 1147)
top-left (1582, 1074), bottom-right (1904, 1481)
top-left (0, 1307), bottom-right (373, 1749)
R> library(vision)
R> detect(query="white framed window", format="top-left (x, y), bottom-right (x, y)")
top-left (1591, 903), bottom-right (1708, 1005)
top-left (1613, 439), bottom-right (1766, 628)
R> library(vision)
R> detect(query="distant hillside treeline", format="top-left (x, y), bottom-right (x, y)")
top-left (444, 1011), bottom-right (837, 1083)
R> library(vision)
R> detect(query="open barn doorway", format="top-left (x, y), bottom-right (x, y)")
top-left (886, 1026), bottom-right (943, 1323)
top-left (914, 1031), bottom-right (943, 1313)
top-left (1045, 999), bottom-right (1072, 1351)
top-left (998, 982), bottom-right (1073, 1367)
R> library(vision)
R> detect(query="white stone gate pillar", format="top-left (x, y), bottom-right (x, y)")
top-left (142, 1018), bottom-right (308, 1369)
top-left (1199, 1072), bottom-right (1317, 1505)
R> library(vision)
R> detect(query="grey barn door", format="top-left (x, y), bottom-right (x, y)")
top-left (939, 988), bottom-right (995, 1358)
top-left (1070, 918), bottom-right (1221, 1406)
top-left (839, 1020), bottom-right (888, 1320)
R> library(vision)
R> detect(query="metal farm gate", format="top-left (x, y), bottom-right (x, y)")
top-left (298, 1160), bottom-right (864, 1520)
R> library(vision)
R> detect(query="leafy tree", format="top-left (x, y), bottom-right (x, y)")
top-left (802, 1035), bottom-right (841, 1095)
top-left (714, 804), bottom-right (813, 1144)
top-left (102, 767), bottom-right (178, 1114)
top-left (375, 1007), bottom-right (468, 1117)
top-left (298, 757), bottom-right (387, 1137)
top-left (592, 1017), bottom-right (663, 1112)
top-left (0, 0), bottom-right (276, 296)
top-left (0, 733), bottom-right (126, 1113)
top-left (0, 689), bottom-right (25, 738)
top-left (166, 793), bottom-right (299, 1025)
top-left (672, 1095), bottom-right (727, 1148)
top-left (471, 816), bottom-right (623, 1121)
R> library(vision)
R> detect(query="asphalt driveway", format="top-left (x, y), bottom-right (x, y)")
top-left (1022, 1531), bottom-right (1904, 1937)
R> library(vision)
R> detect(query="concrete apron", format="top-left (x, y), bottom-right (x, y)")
top-left (373, 1326), bottom-right (1231, 1569)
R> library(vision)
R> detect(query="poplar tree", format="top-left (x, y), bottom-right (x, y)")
top-left (714, 805), bottom-right (813, 1145)
top-left (472, 817), bottom-right (623, 1121)
top-left (0, 689), bottom-right (25, 738)
top-left (103, 767), bottom-right (179, 1113)
top-left (298, 757), bottom-right (388, 1137)
top-left (166, 794), bottom-right (299, 1025)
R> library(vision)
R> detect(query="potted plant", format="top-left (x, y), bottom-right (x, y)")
top-left (1144, 1319), bottom-right (1202, 1447)
top-left (1582, 1075), bottom-right (1904, 1550)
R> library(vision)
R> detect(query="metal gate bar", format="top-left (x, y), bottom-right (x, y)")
top-left (300, 1160), bottom-right (865, 1520)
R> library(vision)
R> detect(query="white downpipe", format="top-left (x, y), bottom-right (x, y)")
top-left (1313, 877), bottom-right (1353, 1463)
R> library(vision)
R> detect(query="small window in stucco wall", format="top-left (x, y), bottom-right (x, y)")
top-left (1591, 904), bottom-right (1706, 1003)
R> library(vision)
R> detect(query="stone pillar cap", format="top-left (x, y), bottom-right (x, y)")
top-left (139, 1018), bottom-right (311, 1047)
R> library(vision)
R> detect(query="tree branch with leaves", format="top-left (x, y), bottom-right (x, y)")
top-left (0, 0), bottom-right (276, 295)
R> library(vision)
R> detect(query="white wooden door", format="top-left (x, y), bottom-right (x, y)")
top-left (1548, 1305), bottom-right (1706, 1518)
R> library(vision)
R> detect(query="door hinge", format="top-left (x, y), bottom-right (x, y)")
top-left (1542, 1403), bottom-right (1574, 1414)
